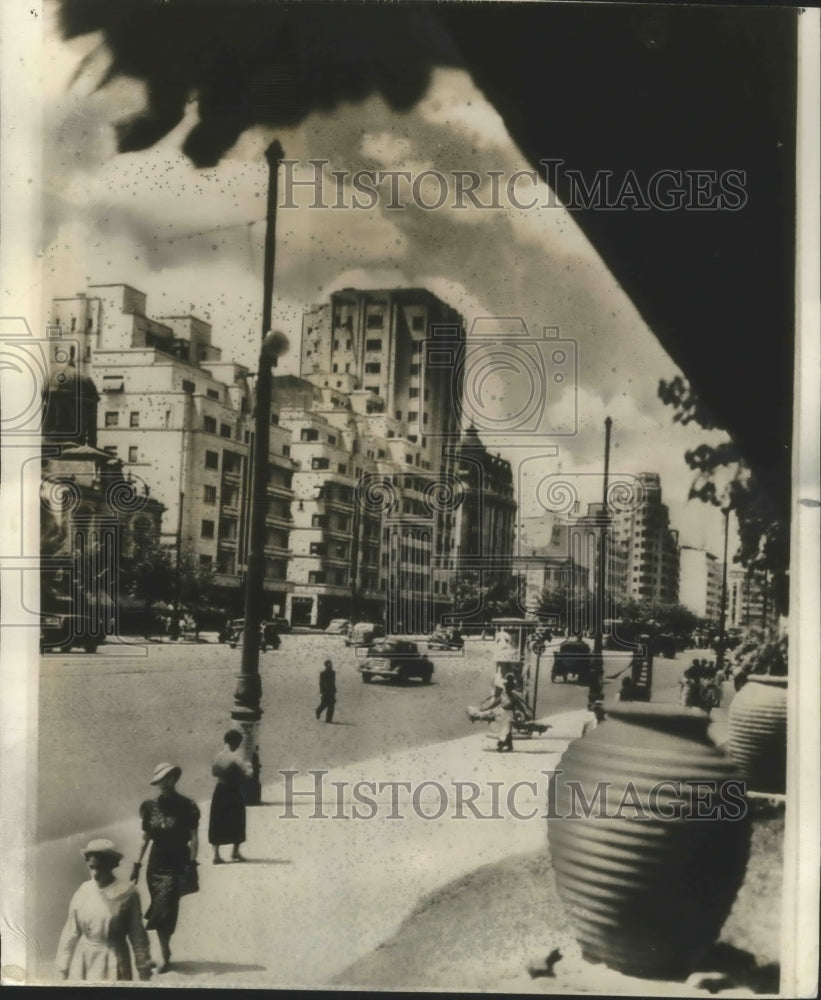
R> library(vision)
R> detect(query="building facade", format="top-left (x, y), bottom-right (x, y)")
top-left (679, 545), bottom-right (723, 621)
top-left (728, 567), bottom-right (770, 630)
top-left (612, 472), bottom-right (680, 606)
top-left (48, 284), bottom-right (296, 614)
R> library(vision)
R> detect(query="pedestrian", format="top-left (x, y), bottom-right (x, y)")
top-left (483, 672), bottom-right (531, 752)
top-left (56, 838), bottom-right (153, 982)
top-left (316, 658), bottom-right (336, 722)
top-left (132, 763), bottom-right (199, 973)
top-left (582, 700), bottom-right (607, 737)
top-left (209, 729), bottom-right (253, 864)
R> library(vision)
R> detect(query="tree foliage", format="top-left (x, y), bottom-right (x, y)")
top-left (658, 374), bottom-right (788, 615)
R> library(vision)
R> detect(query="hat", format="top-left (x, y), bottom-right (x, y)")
top-left (81, 838), bottom-right (123, 862)
top-left (504, 672), bottom-right (516, 682)
top-left (150, 762), bottom-right (182, 785)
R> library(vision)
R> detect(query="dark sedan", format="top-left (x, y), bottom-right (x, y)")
top-left (358, 639), bottom-right (434, 684)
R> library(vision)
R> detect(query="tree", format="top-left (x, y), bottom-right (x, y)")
top-left (658, 375), bottom-right (789, 615)
top-left (127, 538), bottom-right (175, 609)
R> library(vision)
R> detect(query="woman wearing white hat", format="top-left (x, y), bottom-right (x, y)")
top-left (132, 762), bottom-right (200, 972)
top-left (56, 839), bottom-right (153, 981)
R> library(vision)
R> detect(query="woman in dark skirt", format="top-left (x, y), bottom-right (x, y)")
top-left (209, 730), bottom-right (253, 864)
top-left (133, 763), bottom-right (199, 973)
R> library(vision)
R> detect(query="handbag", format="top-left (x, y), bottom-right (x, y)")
top-left (179, 860), bottom-right (199, 897)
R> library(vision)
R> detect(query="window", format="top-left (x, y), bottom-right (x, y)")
top-left (366, 385), bottom-right (379, 395)
top-left (332, 363), bottom-right (338, 373)
top-left (366, 339), bottom-right (382, 351)
top-left (387, 430), bottom-right (395, 438)
top-left (312, 514), bottom-right (326, 528)
top-left (412, 315), bottom-right (425, 331)
top-left (312, 457), bottom-right (330, 470)
top-left (199, 554), bottom-right (213, 568)
top-left (344, 363), bottom-right (350, 373)
top-left (310, 542), bottom-right (326, 556)
top-left (377, 449), bottom-right (386, 459)
top-left (395, 410), bottom-right (402, 421)
top-left (423, 413), bottom-right (428, 424)
top-left (328, 434), bottom-right (337, 445)
top-left (408, 435), bottom-right (418, 443)
top-left (203, 416), bottom-right (217, 433)
top-left (346, 339), bottom-right (351, 349)
top-left (129, 411), bottom-right (139, 428)
top-left (412, 340), bottom-right (422, 352)
top-left (105, 411), bottom-right (119, 427)
top-left (205, 450), bottom-right (219, 470)
top-left (408, 411), bottom-right (418, 422)
top-left (333, 339), bottom-right (339, 349)
top-left (206, 388), bottom-right (220, 400)
top-left (204, 485), bottom-right (217, 504)
top-left (365, 362), bottom-right (381, 374)
top-left (338, 464), bottom-right (347, 475)
top-left (406, 455), bottom-right (413, 465)
top-left (128, 446), bottom-right (138, 463)
top-left (182, 379), bottom-right (195, 394)
top-left (201, 520), bottom-right (215, 538)
top-left (103, 445), bottom-right (118, 458)
top-left (301, 428), bottom-right (319, 442)
top-left (308, 571), bottom-right (326, 584)
top-left (283, 445), bottom-right (290, 457)
top-left (366, 313), bottom-right (383, 329)
top-left (409, 387), bottom-right (419, 398)
top-left (220, 423), bottom-right (231, 438)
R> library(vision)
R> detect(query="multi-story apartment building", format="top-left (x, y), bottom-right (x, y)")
top-left (679, 546), bottom-right (723, 622)
top-left (728, 567), bottom-right (770, 630)
top-left (48, 284), bottom-right (296, 614)
top-left (612, 472), bottom-right (680, 606)
top-left (293, 287), bottom-right (475, 631)
top-left (452, 425), bottom-right (516, 590)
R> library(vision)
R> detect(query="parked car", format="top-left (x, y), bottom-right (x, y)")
top-left (325, 618), bottom-right (352, 635)
top-left (228, 619), bottom-right (278, 651)
top-left (551, 637), bottom-right (593, 684)
top-left (358, 639), bottom-right (434, 684)
top-left (40, 612), bottom-right (101, 654)
top-left (345, 622), bottom-right (385, 647)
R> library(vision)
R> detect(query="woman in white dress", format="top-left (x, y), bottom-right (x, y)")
top-left (56, 838), bottom-right (153, 982)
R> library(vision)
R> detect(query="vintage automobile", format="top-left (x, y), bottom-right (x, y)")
top-left (551, 636), bottom-right (593, 684)
top-left (227, 619), bottom-right (279, 651)
top-left (40, 612), bottom-right (101, 654)
top-left (325, 618), bottom-right (352, 635)
top-left (345, 621), bottom-right (385, 647)
top-left (427, 625), bottom-right (464, 651)
top-left (358, 639), bottom-right (434, 684)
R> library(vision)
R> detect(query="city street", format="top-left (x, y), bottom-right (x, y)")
top-left (38, 633), bottom-right (597, 842)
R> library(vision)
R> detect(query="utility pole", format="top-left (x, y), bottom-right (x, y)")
top-left (231, 140), bottom-right (287, 805)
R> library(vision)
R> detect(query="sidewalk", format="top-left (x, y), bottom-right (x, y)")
top-left (26, 708), bottom-right (587, 988)
top-left (25, 703), bottom-right (741, 992)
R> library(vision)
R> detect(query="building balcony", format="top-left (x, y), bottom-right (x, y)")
top-left (266, 482), bottom-right (293, 499)
top-left (264, 544), bottom-right (291, 557)
top-left (222, 470), bottom-right (242, 486)
top-left (220, 501), bottom-right (239, 515)
top-left (218, 537), bottom-right (238, 550)
top-left (265, 513), bottom-right (293, 527)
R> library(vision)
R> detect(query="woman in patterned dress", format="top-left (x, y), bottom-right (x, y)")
top-left (209, 729), bottom-right (253, 864)
top-left (56, 838), bottom-right (153, 982)
top-left (132, 763), bottom-right (199, 973)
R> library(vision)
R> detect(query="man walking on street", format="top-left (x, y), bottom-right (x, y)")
top-left (316, 659), bottom-right (336, 723)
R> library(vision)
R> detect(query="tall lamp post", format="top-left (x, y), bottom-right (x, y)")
top-left (592, 417), bottom-right (613, 668)
top-left (231, 140), bottom-right (287, 805)
top-left (716, 504), bottom-right (731, 676)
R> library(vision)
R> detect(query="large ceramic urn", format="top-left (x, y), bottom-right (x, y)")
top-left (547, 703), bottom-right (750, 979)
top-left (728, 675), bottom-right (788, 795)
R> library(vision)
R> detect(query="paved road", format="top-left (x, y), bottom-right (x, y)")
top-left (37, 634), bottom-right (595, 842)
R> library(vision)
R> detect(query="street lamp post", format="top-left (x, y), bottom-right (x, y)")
top-left (231, 140), bottom-right (287, 805)
top-left (592, 417), bottom-right (613, 666)
top-left (716, 504), bottom-right (731, 675)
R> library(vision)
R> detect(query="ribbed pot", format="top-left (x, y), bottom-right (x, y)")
top-left (547, 704), bottom-right (750, 979)
top-left (728, 675), bottom-right (788, 795)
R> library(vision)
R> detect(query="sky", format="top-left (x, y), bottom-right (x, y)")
top-left (38, 6), bottom-right (734, 560)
